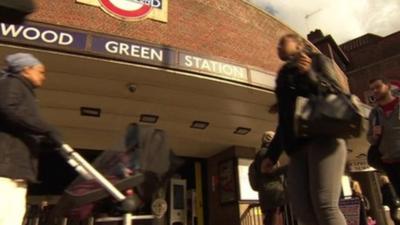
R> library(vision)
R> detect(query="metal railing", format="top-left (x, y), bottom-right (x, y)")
top-left (240, 204), bottom-right (297, 225)
top-left (241, 204), bottom-right (263, 225)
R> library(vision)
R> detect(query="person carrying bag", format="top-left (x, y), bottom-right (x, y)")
top-left (263, 33), bottom-right (354, 225)
top-left (294, 54), bottom-right (365, 139)
top-left (249, 131), bottom-right (287, 225)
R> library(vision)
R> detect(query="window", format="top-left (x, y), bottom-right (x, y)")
top-left (237, 158), bottom-right (259, 201)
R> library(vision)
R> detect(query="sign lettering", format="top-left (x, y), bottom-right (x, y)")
top-left (0, 23), bottom-right (87, 49)
top-left (91, 36), bottom-right (166, 65)
top-left (179, 53), bottom-right (248, 82)
top-left (0, 22), bottom-right (276, 89)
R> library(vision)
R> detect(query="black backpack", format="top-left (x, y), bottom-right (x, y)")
top-left (248, 149), bottom-right (287, 209)
top-left (249, 160), bottom-right (260, 191)
top-left (248, 148), bottom-right (267, 191)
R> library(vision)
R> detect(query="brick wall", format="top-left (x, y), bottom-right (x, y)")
top-left (341, 31), bottom-right (400, 101)
top-left (28, 0), bottom-right (294, 73)
top-left (347, 56), bottom-right (400, 101)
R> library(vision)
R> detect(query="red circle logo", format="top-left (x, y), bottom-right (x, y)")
top-left (99, 0), bottom-right (152, 20)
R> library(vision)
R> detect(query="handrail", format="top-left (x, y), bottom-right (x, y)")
top-left (240, 203), bottom-right (263, 225)
top-left (240, 203), bottom-right (260, 221)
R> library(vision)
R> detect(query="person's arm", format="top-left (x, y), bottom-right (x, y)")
top-left (381, 183), bottom-right (400, 208)
top-left (0, 78), bottom-right (60, 141)
top-left (352, 180), bottom-right (363, 198)
top-left (259, 128), bottom-right (283, 174)
top-left (266, 164), bottom-right (288, 177)
top-left (264, 126), bottom-right (284, 164)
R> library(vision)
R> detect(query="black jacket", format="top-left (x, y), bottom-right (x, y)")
top-left (266, 53), bottom-right (342, 163)
top-left (0, 74), bottom-right (58, 182)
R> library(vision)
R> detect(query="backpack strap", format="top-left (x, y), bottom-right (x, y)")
top-left (312, 54), bottom-right (345, 95)
top-left (397, 100), bottom-right (400, 121)
top-left (375, 108), bottom-right (381, 126)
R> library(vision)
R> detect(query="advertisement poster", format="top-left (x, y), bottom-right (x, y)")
top-left (218, 160), bottom-right (237, 204)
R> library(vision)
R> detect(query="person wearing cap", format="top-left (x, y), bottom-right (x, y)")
top-left (249, 131), bottom-right (287, 225)
top-left (0, 53), bottom-right (61, 225)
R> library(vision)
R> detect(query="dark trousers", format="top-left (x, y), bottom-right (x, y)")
top-left (263, 207), bottom-right (283, 225)
top-left (383, 162), bottom-right (400, 225)
top-left (383, 162), bottom-right (400, 196)
top-left (359, 197), bottom-right (368, 225)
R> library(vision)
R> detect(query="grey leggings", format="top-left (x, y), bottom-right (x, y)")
top-left (287, 138), bottom-right (347, 225)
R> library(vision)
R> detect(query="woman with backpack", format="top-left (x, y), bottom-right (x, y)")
top-left (249, 131), bottom-right (287, 225)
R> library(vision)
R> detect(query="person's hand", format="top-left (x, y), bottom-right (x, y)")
top-left (373, 126), bottom-right (382, 139)
top-left (380, 175), bottom-right (390, 185)
top-left (41, 131), bottom-right (63, 150)
top-left (296, 52), bottom-right (312, 74)
top-left (352, 181), bottom-right (363, 197)
top-left (122, 167), bottom-right (133, 177)
top-left (260, 158), bottom-right (274, 174)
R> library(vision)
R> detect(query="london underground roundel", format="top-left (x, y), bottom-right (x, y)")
top-left (99, 0), bottom-right (152, 21)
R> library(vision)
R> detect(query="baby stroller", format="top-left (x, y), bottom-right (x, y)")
top-left (48, 123), bottom-right (184, 225)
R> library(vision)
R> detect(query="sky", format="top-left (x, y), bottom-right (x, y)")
top-left (249, 0), bottom-right (400, 44)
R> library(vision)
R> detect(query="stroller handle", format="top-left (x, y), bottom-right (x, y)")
top-left (59, 144), bottom-right (126, 202)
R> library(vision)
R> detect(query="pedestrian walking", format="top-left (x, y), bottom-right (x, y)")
top-left (262, 33), bottom-right (348, 225)
top-left (0, 53), bottom-right (61, 225)
top-left (368, 77), bottom-right (400, 195)
top-left (249, 131), bottom-right (287, 225)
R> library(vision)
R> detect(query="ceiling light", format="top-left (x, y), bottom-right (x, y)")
top-left (234, 127), bottom-right (251, 135)
top-left (140, 114), bottom-right (159, 123)
top-left (191, 121), bottom-right (209, 130)
top-left (80, 107), bottom-right (101, 117)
